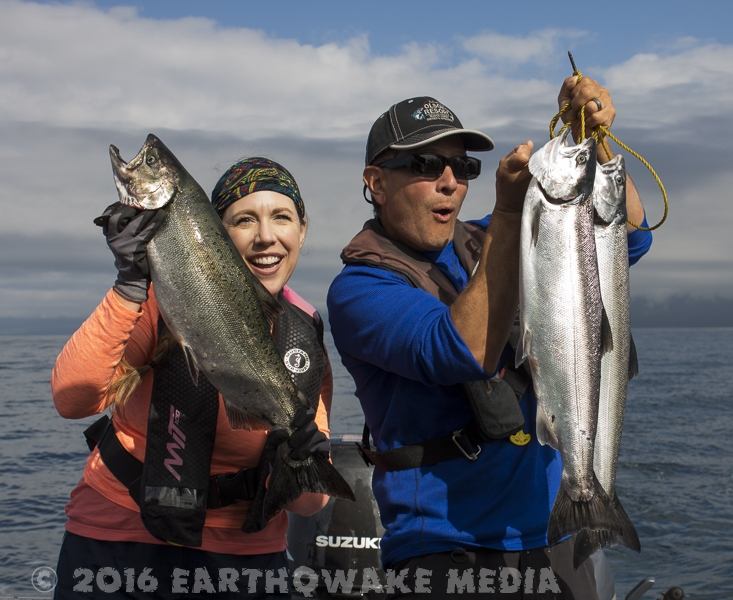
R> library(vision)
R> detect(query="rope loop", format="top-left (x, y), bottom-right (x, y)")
top-left (547, 68), bottom-right (667, 231)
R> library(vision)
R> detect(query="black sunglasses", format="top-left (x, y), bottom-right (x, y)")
top-left (376, 153), bottom-right (482, 180)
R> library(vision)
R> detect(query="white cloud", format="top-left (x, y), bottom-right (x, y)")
top-left (0, 1), bottom-right (558, 138)
top-left (2, 3), bottom-right (731, 143)
top-left (1, 1), bottom-right (732, 318)
top-left (637, 170), bottom-right (733, 262)
top-left (600, 43), bottom-right (733, 128)
top-left (462, 29), bottom-right (588, 66)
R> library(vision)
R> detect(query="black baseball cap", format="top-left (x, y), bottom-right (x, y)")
top-left (365, 96), bottom-right (494, 165)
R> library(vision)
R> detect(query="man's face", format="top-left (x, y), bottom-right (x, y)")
top-left (371, 137), bottom-right (470, 252)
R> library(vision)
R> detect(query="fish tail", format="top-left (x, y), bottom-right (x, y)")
top-left (547, 473), bottom-right (616, 549)
top-left (570, 491), bottom-right (641, 568)
top-left (573, 528), bottom-right (615, 569)
top-left (608, 491), bottom-right (641, 552)
top-left (243, 440), bottom-right (355, 533)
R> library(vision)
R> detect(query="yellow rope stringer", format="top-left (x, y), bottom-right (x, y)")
top-left (595, 126), bottom-right (668, 231)
top-left (548, 66), bottom-right (668, 231)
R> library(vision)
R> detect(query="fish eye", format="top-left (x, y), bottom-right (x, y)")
top-left (576, 153), bottom-right (588, 165)
top-left (614, 174), bottom-right (624, 185)
top-left (146, 154), bottom-right (156, 165)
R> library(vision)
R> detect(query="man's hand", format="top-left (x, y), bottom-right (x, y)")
top-left (494, 140), bottom-right (534, 215)
top-left (558, 75), bottom-right (616, 140)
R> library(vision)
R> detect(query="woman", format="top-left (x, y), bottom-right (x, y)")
top-left (51, 157), bottom-right (332, 599)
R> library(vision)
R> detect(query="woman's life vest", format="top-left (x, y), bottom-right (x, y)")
top-left (84, 296), bottom-right (326, 547)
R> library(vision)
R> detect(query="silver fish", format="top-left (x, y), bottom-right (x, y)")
top-left (109, 134), bottom-right (353, 528)
top-left (585, 155), bottom-right (640, 554)
top-left (517, 131), bottom-right (619, 564)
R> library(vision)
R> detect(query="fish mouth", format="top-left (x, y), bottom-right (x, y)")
top-left (108, 134), bottom-right (163, 177)
top-left (109, 144), bottom-right (139, 206)
top-left (109, 144), bottom-right (130, 179)
top-left (108, 134), bottom-right (178, 209)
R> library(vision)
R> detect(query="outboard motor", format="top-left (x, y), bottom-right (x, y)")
top-left (288, 434), bottom-right (386, 599)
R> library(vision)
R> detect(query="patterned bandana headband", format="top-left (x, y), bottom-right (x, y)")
top-left (211, 157), bottom-right (305, 220)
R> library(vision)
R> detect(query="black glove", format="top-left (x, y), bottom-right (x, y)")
top-left (288, 407), bottom-right (331, 461)
top-left (94, 202), bottom-right (166, 303)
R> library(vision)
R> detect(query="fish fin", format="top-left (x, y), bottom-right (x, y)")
top-left (184, 344), bottom-right (255, 428)
top-left (572, 492), bottom-right (641, 568)
top-left (243, 436), bottom-right (355, 532)
top-left (530, 201), bottom-right (542, 247)
top-left (600, 306), bottom-right (613, 354)
top-left (573, 528), bottom-right (615, 569)
top-left (223, 403), bottom-right (255, 430)
top-left (610, 491), bottom-right (641, 553)
top-left (535, 404), bottom-right (558, 449)
top-left (180, 344), bottom-right (200, 386)
top-left (548, 473), bottom-right (615, 547)
top-left (628, 334), bottom-right (639, 379)
top-left (515, 326), bottom-right (530, 367)
top-left (573, 529), bottom-right (626, 569)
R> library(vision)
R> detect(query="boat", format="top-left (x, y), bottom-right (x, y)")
top-left (286, 434), bottom-right (686, 600)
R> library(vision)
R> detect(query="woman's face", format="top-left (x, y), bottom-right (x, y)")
top-left (222, 190), bottom-right (306, 296)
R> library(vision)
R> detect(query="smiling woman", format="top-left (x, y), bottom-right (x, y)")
top-left (212, 156), bottom-right (308, 295)
top-left (49, 151), bottom-right (337, 599)
top-left (219, 190), bottom-right (306, 298)
top-left (222, 191), bottom-right (306, 295)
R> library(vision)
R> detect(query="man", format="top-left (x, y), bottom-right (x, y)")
top-left (327, 77), bottom-right (652, 599)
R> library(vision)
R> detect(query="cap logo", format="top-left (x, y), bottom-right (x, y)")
top-left (412, 101), bottom-right (455, 123)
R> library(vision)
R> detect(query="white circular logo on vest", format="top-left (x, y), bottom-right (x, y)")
top-left (284, 348), bottom-right (310, 374)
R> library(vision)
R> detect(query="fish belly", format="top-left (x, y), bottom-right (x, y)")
top-left (148, 192), bottom-right (294, 429)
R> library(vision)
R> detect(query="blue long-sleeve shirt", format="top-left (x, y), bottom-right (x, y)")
top-left (327, 214), bottom-right (652, 566)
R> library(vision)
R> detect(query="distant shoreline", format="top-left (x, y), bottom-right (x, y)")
top-left (1, 318), bottom-right (732, 336)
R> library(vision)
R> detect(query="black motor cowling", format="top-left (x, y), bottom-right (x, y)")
top-left (288, 435), bottom-right (386, 599)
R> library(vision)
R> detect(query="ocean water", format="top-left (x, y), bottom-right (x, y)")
top-left (0, 328), bottom-right (731, 599)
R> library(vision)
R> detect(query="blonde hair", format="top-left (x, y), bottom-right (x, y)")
top-left (107, 328), bottom-right (174, 411)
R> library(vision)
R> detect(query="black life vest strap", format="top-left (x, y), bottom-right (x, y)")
top-left (358, 422), bottom-right (485, 470)
top-left (84, 415), bottom-right (258, 509)
top-left (356, 366), bottom-right (530, 471)
top-left (272, 300), bottom-right (326, 410)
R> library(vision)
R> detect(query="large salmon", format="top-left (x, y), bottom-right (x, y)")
top-left (517, 131), bottom-right (623, 565)
top-left (108, 134), bottom-right (354, 528)
top-left (588, 154), bottom-right (641, 555)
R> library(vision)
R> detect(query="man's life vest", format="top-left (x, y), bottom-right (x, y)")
top-left (340, 218), bottom-right (528, 470)
top-left (84, 297), bottom-right (326, 547)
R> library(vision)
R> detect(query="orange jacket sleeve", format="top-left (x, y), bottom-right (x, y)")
top-left (51, 289), bottom-right (157, 419)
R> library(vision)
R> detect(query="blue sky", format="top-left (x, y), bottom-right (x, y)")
top-left (1, 0), bottom-right (732, 323)
top-left (89, 0), bottom-right (733, 58)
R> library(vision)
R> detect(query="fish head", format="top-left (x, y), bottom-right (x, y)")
top-left (529, 130), bottom-right (596, 204)
top-left (109, 134), bottom-right (182, 209)
top-left (592, 155), bottom-right (627, 225)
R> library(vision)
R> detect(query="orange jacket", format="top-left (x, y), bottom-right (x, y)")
top-left (51, 287), bottom-right (332, 555)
